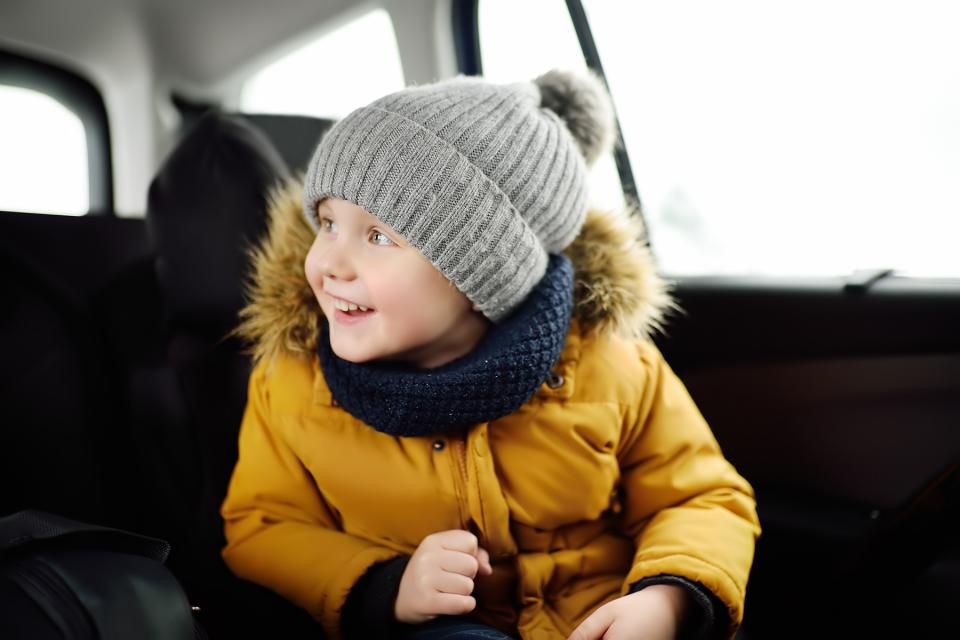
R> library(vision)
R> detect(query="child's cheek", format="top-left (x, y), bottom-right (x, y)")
top-left (371, 264), bottom-right (436, 327)
top-left (370, 274), bottom-right (410, 315)
top-left (303, 250), bottom-right (329, 316)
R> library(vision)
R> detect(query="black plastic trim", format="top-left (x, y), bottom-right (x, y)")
top-left (451, 0), bottom-right (482, 76)
top-left (564, 0), bottom-right (646, 235)
top-left (655, 274), bottom-right (960, 367)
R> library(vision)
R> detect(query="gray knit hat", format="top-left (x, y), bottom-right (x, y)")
top-left (302, 68), bottom-right (615, 322)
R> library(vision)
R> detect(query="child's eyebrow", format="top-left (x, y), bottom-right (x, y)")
top-left (316, 206), bottom-right (405, 244)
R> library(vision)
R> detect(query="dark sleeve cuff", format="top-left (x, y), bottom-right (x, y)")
top-left (341, 555), bottom-right (411, 640)
top-left (628, 574), bottom-right (728, 640)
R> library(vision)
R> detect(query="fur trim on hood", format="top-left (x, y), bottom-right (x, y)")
top-left (234, 178), bottom-right (676, 364)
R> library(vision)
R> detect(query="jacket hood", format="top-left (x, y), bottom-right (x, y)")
top-left (234, 178), bottom-right (676, 363)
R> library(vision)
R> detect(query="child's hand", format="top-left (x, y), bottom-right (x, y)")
top-left (566, 584), bottom-right (690, 640)
top-left (394, 529), bottom-right (494, 624)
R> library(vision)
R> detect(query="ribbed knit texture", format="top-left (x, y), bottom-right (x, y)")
top-left (316, 254), bottom-right (574, 436)
top-left (302, 75), bottom-right (590, 322)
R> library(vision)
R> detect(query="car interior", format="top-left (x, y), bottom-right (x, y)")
top-left (1, 1), bottom-right (958, 638)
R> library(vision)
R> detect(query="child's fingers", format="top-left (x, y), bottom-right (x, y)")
top-left (566, 604), bottom-right (613, 640)
top-left (476, 546), bottom-right (493, 575)
top-left (430, 530), bottom-right (493, 576)
top-left (429, 592), bottom-right (478, 616)
top-left (433, 570), bottom-right (474, 595)
top-left (438, 549), bottom-right (482, 577)
top-left (434, 529), bottom-right (480, 556)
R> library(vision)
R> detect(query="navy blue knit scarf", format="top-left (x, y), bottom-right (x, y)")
top-left (316, 253), bottom-right (574, 437)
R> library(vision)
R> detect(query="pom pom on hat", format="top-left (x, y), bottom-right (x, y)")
top-left (534, 68), bottom-right (616, 167)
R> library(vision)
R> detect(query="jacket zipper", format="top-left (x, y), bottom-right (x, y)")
top-left (451, 435), bottom-right (473, 534)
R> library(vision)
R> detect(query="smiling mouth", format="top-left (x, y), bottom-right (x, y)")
top-left (330, 296), bottom-right (375, 315)
top-left (337, 307), bottom-right (375, 317)
top-left (329, 296), bottom-right (376, 317)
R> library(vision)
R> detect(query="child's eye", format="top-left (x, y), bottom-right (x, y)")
top-left (319, 217), bottom-right (337, 232)
top-left (371, 229), bottom-right (394, 246)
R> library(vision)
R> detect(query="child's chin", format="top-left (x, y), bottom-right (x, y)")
top-left (329, 340), bottom-right (378, 364)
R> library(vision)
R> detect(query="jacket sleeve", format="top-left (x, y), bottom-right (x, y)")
top-left (616, 341), bottom-right (761, 640)
top-left (220, 357), bottom-right (404, 640)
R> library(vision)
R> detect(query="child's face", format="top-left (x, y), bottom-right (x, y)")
top-left (304, 197), bottom-right (490, 369)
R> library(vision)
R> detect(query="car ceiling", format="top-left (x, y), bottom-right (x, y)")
top-left (0, 0), bottom-right (363, 90)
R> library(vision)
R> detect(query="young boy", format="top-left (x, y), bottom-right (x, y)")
top-left (220, 69), bottom-right (760, 640)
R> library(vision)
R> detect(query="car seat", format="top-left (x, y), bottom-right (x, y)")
top-left (143, 110), bottom-right (325, 638)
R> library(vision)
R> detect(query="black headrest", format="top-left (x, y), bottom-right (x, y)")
top-left (146, 112), bottom-right (290, 334)
top-left (240, 113), bottom-right (333, 172)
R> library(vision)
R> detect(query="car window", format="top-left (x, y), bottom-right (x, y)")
top-left (239, 8), bottom-right (405, 119)
top-left (478, 0), bottom-right (625, 216)
top-left (0, 85), bottom-right (89, 215)
top-left (582, 0), bottom-right (960, 277)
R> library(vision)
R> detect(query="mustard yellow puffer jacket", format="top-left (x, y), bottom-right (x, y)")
top-left (220, 180), bottom-right (761, 640)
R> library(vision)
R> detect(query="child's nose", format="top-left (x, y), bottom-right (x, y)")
top-left (318, 239), bottom-right (357, 281)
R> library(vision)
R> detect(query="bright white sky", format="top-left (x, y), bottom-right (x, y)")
top-left (581, 0), bottom-right (960, 278)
